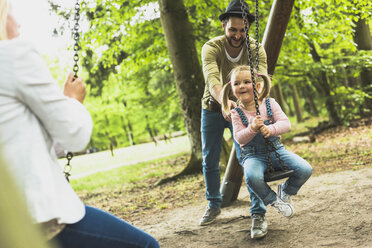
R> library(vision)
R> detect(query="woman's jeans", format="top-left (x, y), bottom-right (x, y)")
top-left (243, 145), bottom-right (313, 211)
top-left (52, 206), bottom-right (159, 248)
top-left (201, 109), bottom-right (264, 212)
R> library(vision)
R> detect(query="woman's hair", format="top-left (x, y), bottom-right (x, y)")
top-left (0, 0), bottom-right (9, 40)
top-left (221, 65), bottom-right (271, 117)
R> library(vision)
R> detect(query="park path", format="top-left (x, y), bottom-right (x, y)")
top-left (136, 167), bottom-right (372, 248)
top-left (58, 136), bottom-right (189, 179)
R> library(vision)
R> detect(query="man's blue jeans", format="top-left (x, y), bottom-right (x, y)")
top-left (201, 109), bottom-right (265, 214)
top-left (52, 206), bottom-right (159, 248)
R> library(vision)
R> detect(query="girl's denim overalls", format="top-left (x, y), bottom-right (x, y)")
top-left (235, 98), bottom-right (312, 213)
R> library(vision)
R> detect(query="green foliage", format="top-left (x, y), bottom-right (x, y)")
top-left (50, 0), bottom-right (187, 149)
top-left (49, 0), bottom-right (372, 149)
top-left (332, 85), bottom-right (368, 124)
top-left (275, 0), bottom-right (372, 124)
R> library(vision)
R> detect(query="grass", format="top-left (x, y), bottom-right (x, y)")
top-left (72, 116), bottom-right (372, 222)
top-left (286, 123), bottom-right (372, 175)
top-left (280, 116), bottom-right (327, 142)
top-left (73, 153), bottom-right (203, 221)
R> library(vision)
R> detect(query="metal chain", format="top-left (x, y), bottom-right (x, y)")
top-left (254, 0), bottom-right (259, 73)
top-left (64, 152), bottom-right (73, 182)
top-left (72, 0), bottom-right (81, 79)
top-left (241, 0), bottom-right (260, 116)
top-left (64, 0), bottom-right (81, 181)
top-left (240, 0), bottom-right (289, 173)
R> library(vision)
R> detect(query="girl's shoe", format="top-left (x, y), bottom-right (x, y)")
top-left (271, 196), bottom-right (294, 218)
top-left (251, 214), bottom-right (268, 239)
top-left (278, 184), bottom-right (293, 206)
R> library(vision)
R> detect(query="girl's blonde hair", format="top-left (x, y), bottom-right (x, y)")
top-left (0, 0), bottom-right (9, 40)
top-left (221, 65), bottom-right (271, 117)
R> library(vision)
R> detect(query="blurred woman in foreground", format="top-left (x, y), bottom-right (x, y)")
top-left (0, 1), bottom-right (159, 247)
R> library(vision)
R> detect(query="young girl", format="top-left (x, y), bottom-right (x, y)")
top-left (221, 65), bottom-right (312, 239)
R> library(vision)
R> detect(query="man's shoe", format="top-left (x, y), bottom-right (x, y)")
top-left (199, 206), bottom-right (221, 226)
top-left (278, 184), bottom-right (293, 205)
top-left (251, 214), bottom-right (268, 239)
top-left (271, 196), bottom-right (294, 218)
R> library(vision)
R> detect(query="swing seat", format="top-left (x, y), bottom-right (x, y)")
top-left (264, 169), bottom-right (294, 182)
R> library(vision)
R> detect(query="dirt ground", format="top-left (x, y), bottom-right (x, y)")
top-left (134, 167), bottom-right (372, 248)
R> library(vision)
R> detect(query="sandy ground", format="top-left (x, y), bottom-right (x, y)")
top-left (135, 167), bottom-right (372, 248)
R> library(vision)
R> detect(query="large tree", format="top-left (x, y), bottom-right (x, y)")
top-left (352, 17), bottom-right (372, 113)
top-left (157, 0), bottom-right (204, 182)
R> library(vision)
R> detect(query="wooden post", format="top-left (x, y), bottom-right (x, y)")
top-left (220, 0), bottom-right (295, 207)
top-left (220, 144), bottom-right (243, 207)
top-left (262, 0), bottom-right (295, 75)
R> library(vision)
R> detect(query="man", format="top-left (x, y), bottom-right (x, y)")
top-left (199, 0), bottom-right (269, 239)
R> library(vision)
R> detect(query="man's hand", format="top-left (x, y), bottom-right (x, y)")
top-left (63, 72), bottom-right (87, 104)
top-left (229, 100), bottom-right (237, 109)
top-left (223, 100), bottom-right (237, 122)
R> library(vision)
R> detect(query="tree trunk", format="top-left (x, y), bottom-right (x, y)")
top-left (122, 100), bottom-right (135, 146)
top-left (220, 145), bottom-right (243, 208)
top-left (220, 138), bottom-right (232, 171)
top-left (156, 0), bottom-right (204, 184)
top-left (303, 84), bottom-right (319, 116)
top-left (291, 84), bottom-right (303, 123)
top-left (352, 17), bottom-right (372, 113)
top-left (145, 115), bottom-right (157, 145)
top-left (262, 0), bottom-right (295, 75)
top-left (294, 6), bottom-right (341, 125)
top-left (272, 84), bottom-right (289, 114)
top-left (352, 18), bottom-right (372, 51)
top-left (127, 118), bottom-right (135, 145)
top-left (286, 97), bottom-right (294, 117)
top-left (121, 116), bottom-right (134, 146)
top-left (308, 42), bottom-right (341, 125)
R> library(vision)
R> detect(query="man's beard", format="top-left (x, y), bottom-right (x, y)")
top-left (225, 35), bottom-right (244, 48)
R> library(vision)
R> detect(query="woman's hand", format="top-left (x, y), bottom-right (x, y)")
top-left (251, 115), bottom-right (264, 132)
top-left (259, 125), bottom-right (272, 138)
top-left (63, 72), bottom-right (87, 104)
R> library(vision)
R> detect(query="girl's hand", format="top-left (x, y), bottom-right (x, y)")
top-left (260, 125), bottom-right (272, 138)
top-left (63, 72), bottom-right (87, 104)
top-left (251, 115), bottom-right (264, 132)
